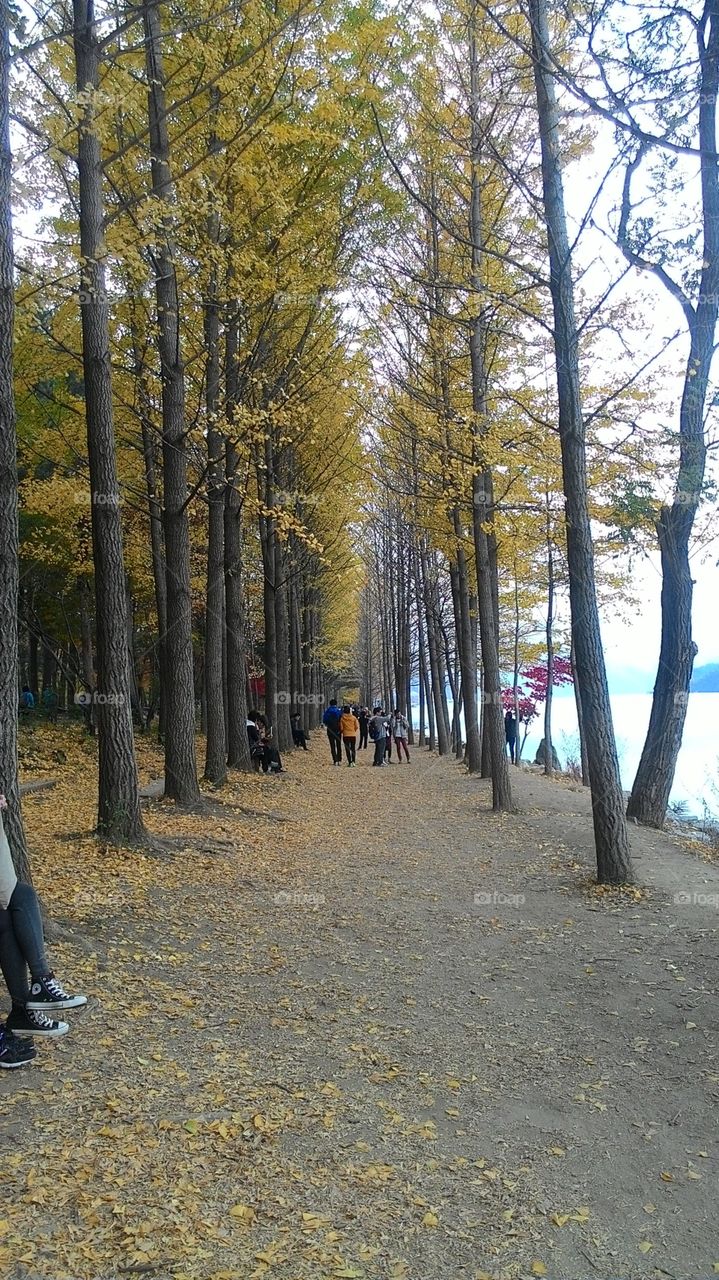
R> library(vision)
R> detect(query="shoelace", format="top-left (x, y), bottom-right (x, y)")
top-left (29, 1009), bottom-right (57, 1030)
top-left (45, 975), bottom-right (68, 1000)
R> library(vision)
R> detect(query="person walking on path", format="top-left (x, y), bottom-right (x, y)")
top-left (369, 707), bottom-right (388, 767)
top-left (504, 710), bottom-right (517, 764)
top-left (0, 795), bottom-right (86, 1044)
top-left (391, 709), bottom-right (410, 762)
top-left (340, 705), bottom-right (359, 767)
top-left (357, 707), bottom-right (369, 750)
top-left (323, 699), bottom-right (343, 766)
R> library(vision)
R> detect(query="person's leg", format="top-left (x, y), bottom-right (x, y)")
top-left (399, 737), bottom-right (410, 761)
top-left (0, 907), bottom-right (31, 1007)
top-left (5, 883), bottom-right (49, 985)
top-left (350, 737), bottom-right (356, 764)
top-left (385, 736), bottom-right (391, 760)
top-left (333, 733), bottom-right (342, 764)
top-left (373, 737), bottom-right (384, 766)
top-left (344, 736), bottom-right (352, 764)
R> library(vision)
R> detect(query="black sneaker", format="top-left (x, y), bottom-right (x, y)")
top-left (26, 973), bottom-right (87, 1011)
top-left (6, 1007), bottom-right (69, 1038)
top-left (0, 1027), bottom-right (37, 1069)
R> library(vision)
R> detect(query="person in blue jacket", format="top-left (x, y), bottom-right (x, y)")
top-left (322, 699), bottom-right (343, 766)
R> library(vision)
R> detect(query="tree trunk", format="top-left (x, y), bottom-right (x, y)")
top-left (626, 0), bottom-right (719, 825)
top-left (530, 0), bottom-right (632, 880)
top-left (73, 0), bottom-right (144, 841)
top-left (0, 3), bottom-right (31, 879)
top-left (203, 276), bottom-right (227, 783)
top-left (468, 1), bottom-right (512, 811)
top-left (143, 0), bottom-right (200, 806)
top-left (134, 350), bottom-right (167, 741)
top-left (224, 440), bottom-right (252, 770)
top-left (570, 639), bottom-right (590, 785)
top-left (543, 518), bottom-right (555, 776)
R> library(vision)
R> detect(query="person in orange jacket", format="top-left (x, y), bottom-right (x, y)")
top-left (339, 705), bottom-right (359, 767)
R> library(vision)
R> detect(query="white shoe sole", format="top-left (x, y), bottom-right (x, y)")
top-left (11, 1023), bottom-right (69, 1038)
top-left (26, 996), bottom-right (87, 1011)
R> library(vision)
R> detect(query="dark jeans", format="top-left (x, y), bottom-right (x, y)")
top-left (358, 725), bottom-right (368, 749)
top-left (0, 882), bottom-right (49, 1007)
top-left (506, 736), bottom-right (517, 764)
top-left (343, 736), bottom-right (356, 764)
top-left (292, 729), bottom-right (308, 750)
top-left (373, 736), bottom-right (385, 766)
top-left (394, 736), bottom-right (410, 761)
top-left (384, 735), bottom-right (392, 759)
top-left (327, 729), bottom-right (342, 763)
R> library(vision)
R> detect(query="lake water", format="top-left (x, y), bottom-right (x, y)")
top-left (410, 691), bottom-right (719, 818)
top-left (523, 691), bottom-right (719, 817)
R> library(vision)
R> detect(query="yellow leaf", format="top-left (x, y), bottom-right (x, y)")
top-left (549, 1146), bottom-right (565, 1157)
top-left (229, 1204), bottom-right (255, 1224)
top-left (301, 1212), bottom-right (330, 1230)
top-left (643, 1204), bottom-right (656, 1214)
top-left (422, 1210), bottom-right (439, 1228)
top-left (531, 1263), bottom-right (547, 1276)
top-left (551, 1214), bottom-right (569, 1228)
top-left (660, 1171), bottom-right (673, 1182)
top-left (183, 1119), bottom-right (201, 1135)
top-left (638, 1241), bottom-right (653, 1254)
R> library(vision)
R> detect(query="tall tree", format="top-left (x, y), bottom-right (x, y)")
top-left (142, 0), bottom-right (201, 806)
top-left (72, 0), bottom-right (144, 841)
top-left (528, 0), bottom-right (633, 882)
top-left (621, 0), bottom-right (719, 826)
top-left (0, 0), bottom-right (30, 876)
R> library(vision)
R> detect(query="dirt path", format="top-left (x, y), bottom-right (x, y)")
top-left (2, 731), bottom-right (718, 1279)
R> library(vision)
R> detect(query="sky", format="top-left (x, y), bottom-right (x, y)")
top-left (558, 65), bottom-right (719, 683)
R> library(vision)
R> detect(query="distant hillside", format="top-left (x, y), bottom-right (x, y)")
top-left (690, 663), bottom-right (719, 693)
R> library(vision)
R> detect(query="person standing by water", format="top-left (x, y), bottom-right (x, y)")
top-left (340, 705), bottom-right (359, 767)
top-left (504, 709), bottom-right (517, 764)
top-left (323, 699), bottom-right (343, 766)
top-left (357, 706), bottom-right (369, 750)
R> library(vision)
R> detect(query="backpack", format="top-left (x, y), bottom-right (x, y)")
top-left (368, 720), bottom-right (378, 740)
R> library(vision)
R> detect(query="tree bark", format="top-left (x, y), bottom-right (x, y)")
top-left (0, 2), bottom-right (31, 879)
top-left (203, 277), bottom-right (227, 783)
top-left (143, 0), bottom-right (200, 806)
top-left (543, 513), bottom-right (555, 776)
top-left (468, 0), bottom-right (513, 811)
top-left (530, 0), bottom-right (632, 880)
top-left (73, 0), bottom-right (144, 841)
